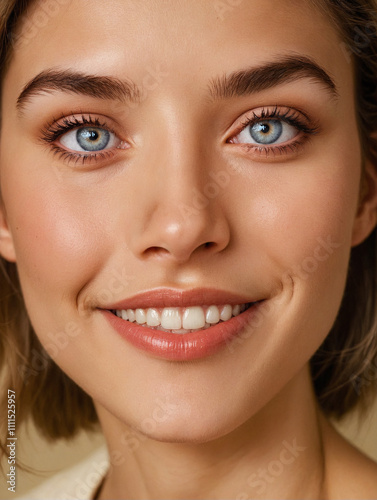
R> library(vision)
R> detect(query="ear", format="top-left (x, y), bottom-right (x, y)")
top-left (351, 154), bottom-right (377, 247)
top-left (0, 202), bottom-right (16, 262)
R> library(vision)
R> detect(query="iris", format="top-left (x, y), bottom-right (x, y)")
top-left (250, 120), bottom-right (283, 145)
top-left (76, 128), bottom-right (111, 151)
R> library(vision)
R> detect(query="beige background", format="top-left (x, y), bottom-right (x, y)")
top-left (1, 399), bottom-right (377, 499)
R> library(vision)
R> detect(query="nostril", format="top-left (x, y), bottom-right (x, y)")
top-left (143, 247), bottom-right (170, 258)
top-left (203, 242), bottom-right (216, 249)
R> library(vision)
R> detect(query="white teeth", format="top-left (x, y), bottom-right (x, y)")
top-left (146, 308), bottom-right (161, 327)
top-left (232, 305), bottom-right (241, 316)
top-left (182, 306), bottom-right (206, 330)
top-left (121, 310), bottom-right (128, 320)
top-left (206, 305), bottom-right (220, 324)
top-left (219, 305), bottom-right (233, 321)
top-left (161, 308), bottom-right (182, 329)
top-left (127, 309), bottom-right (135, 322)
top-left (135, 308), bottom-right (146, 324)
top-left (113, 303), bottom-right (251, 332)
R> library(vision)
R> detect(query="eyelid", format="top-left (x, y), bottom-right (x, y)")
top-left (39, 113), bottom-right (130, 166)
top-left (41, 113), bottom-right (121, 141)
top-left (228, 106), bottom-right (314, 137)
top-left (225, 105), bottom-right (319, 156)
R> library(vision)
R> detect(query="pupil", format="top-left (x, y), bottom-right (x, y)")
top-left (82, 130), bottom-right (99, 142)
top-left (88, 131), bottom-right (98, 141)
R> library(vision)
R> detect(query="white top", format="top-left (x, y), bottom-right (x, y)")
top-left (15, 446), bottom-right (109, 500)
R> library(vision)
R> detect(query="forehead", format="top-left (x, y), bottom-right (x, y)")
top-left (5, 0), bottom-right (351, 104)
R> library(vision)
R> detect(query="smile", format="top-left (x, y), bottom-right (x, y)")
top-left (100, 288), bottom-right (262, 360)
top-left (109, 303), bottom-right (252, 333)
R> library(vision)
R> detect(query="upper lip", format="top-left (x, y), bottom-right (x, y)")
top-left (104, 287), bottom-right (256, 310)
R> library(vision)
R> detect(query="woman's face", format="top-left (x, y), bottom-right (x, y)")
top-left (0, 0), bottom-right (375, 441)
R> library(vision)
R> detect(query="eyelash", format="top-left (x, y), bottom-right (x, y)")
top-left (40, 107), bottom-right (319, 167)
top-left (229, 106), bottom-right (319, 157)
top-left (40, 114), bottom-right (121, 166)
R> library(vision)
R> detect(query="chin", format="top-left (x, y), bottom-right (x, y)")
top-left (120, 399), bottom-right (252, 446)
top-left (133, 418), bottom-right (236, 445)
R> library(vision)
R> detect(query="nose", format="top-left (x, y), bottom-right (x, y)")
top-left (127, 120), bottom-right (231, 265)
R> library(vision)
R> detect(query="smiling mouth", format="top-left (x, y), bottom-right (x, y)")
top-left (109, 303), bottom-right (255, 334)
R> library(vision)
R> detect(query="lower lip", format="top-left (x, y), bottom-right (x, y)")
top-left (101, 303), bottom-right (260, 361)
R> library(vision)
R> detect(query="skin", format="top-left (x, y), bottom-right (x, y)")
top-left (1, 0), bottom-right (377, 498)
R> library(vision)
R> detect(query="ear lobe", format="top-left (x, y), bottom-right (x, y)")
top-left (0, 203), bottom-right (16, 262)
top-left (351, 155), bottom-right (377, 247)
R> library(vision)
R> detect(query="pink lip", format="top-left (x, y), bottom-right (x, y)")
top-left (103, 287), bottom-right (256, 310)
top-left (99, 287), bottom-right (262, 361)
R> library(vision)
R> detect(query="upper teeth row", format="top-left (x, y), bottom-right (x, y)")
top-left (114, 304), bottom-right (248, 330)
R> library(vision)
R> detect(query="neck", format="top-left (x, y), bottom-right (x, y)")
top-left (95, 366), bottom-right (327, 499)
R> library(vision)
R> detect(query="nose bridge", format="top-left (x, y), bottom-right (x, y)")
top-left (128, 104), bottom-right (230, 263)
top-left (159, 109), bottom-right (208, 198)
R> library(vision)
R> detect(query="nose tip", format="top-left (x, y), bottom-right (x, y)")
top-left (138, 208), bottom-right (230, 265)
top-left (126, 115), bottom-right (233, 266)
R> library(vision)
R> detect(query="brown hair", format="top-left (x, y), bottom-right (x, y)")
top-left (0, 1), bottom-right (99, 459)
top-left (308, 0), bottom-right (377, 417)
top-left (0, 0), bottom-right (377, 461)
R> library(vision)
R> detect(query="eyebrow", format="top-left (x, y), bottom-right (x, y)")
top-left (207, 55), bottom-right (338, 101)
top-left (16, 55), bottom-right (338, 113)
top-left (17, 70), bottom-right (142, 112)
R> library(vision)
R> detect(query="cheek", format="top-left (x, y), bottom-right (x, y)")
top-left (0, 150), bottom-right (113, 319)
top-left (230, 138), bottom-right (361, 343)
top-left (237, 143), bottom-right (360, 274)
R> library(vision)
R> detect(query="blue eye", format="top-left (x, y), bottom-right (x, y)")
top-left (59, 126), bottom-right (120, 152)
top-left (250, 120), bottom-right (283, 145)
top-left (77, 128), bottom-right (110, 151)
top-left (236, 119), bottom-right (299, 146)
